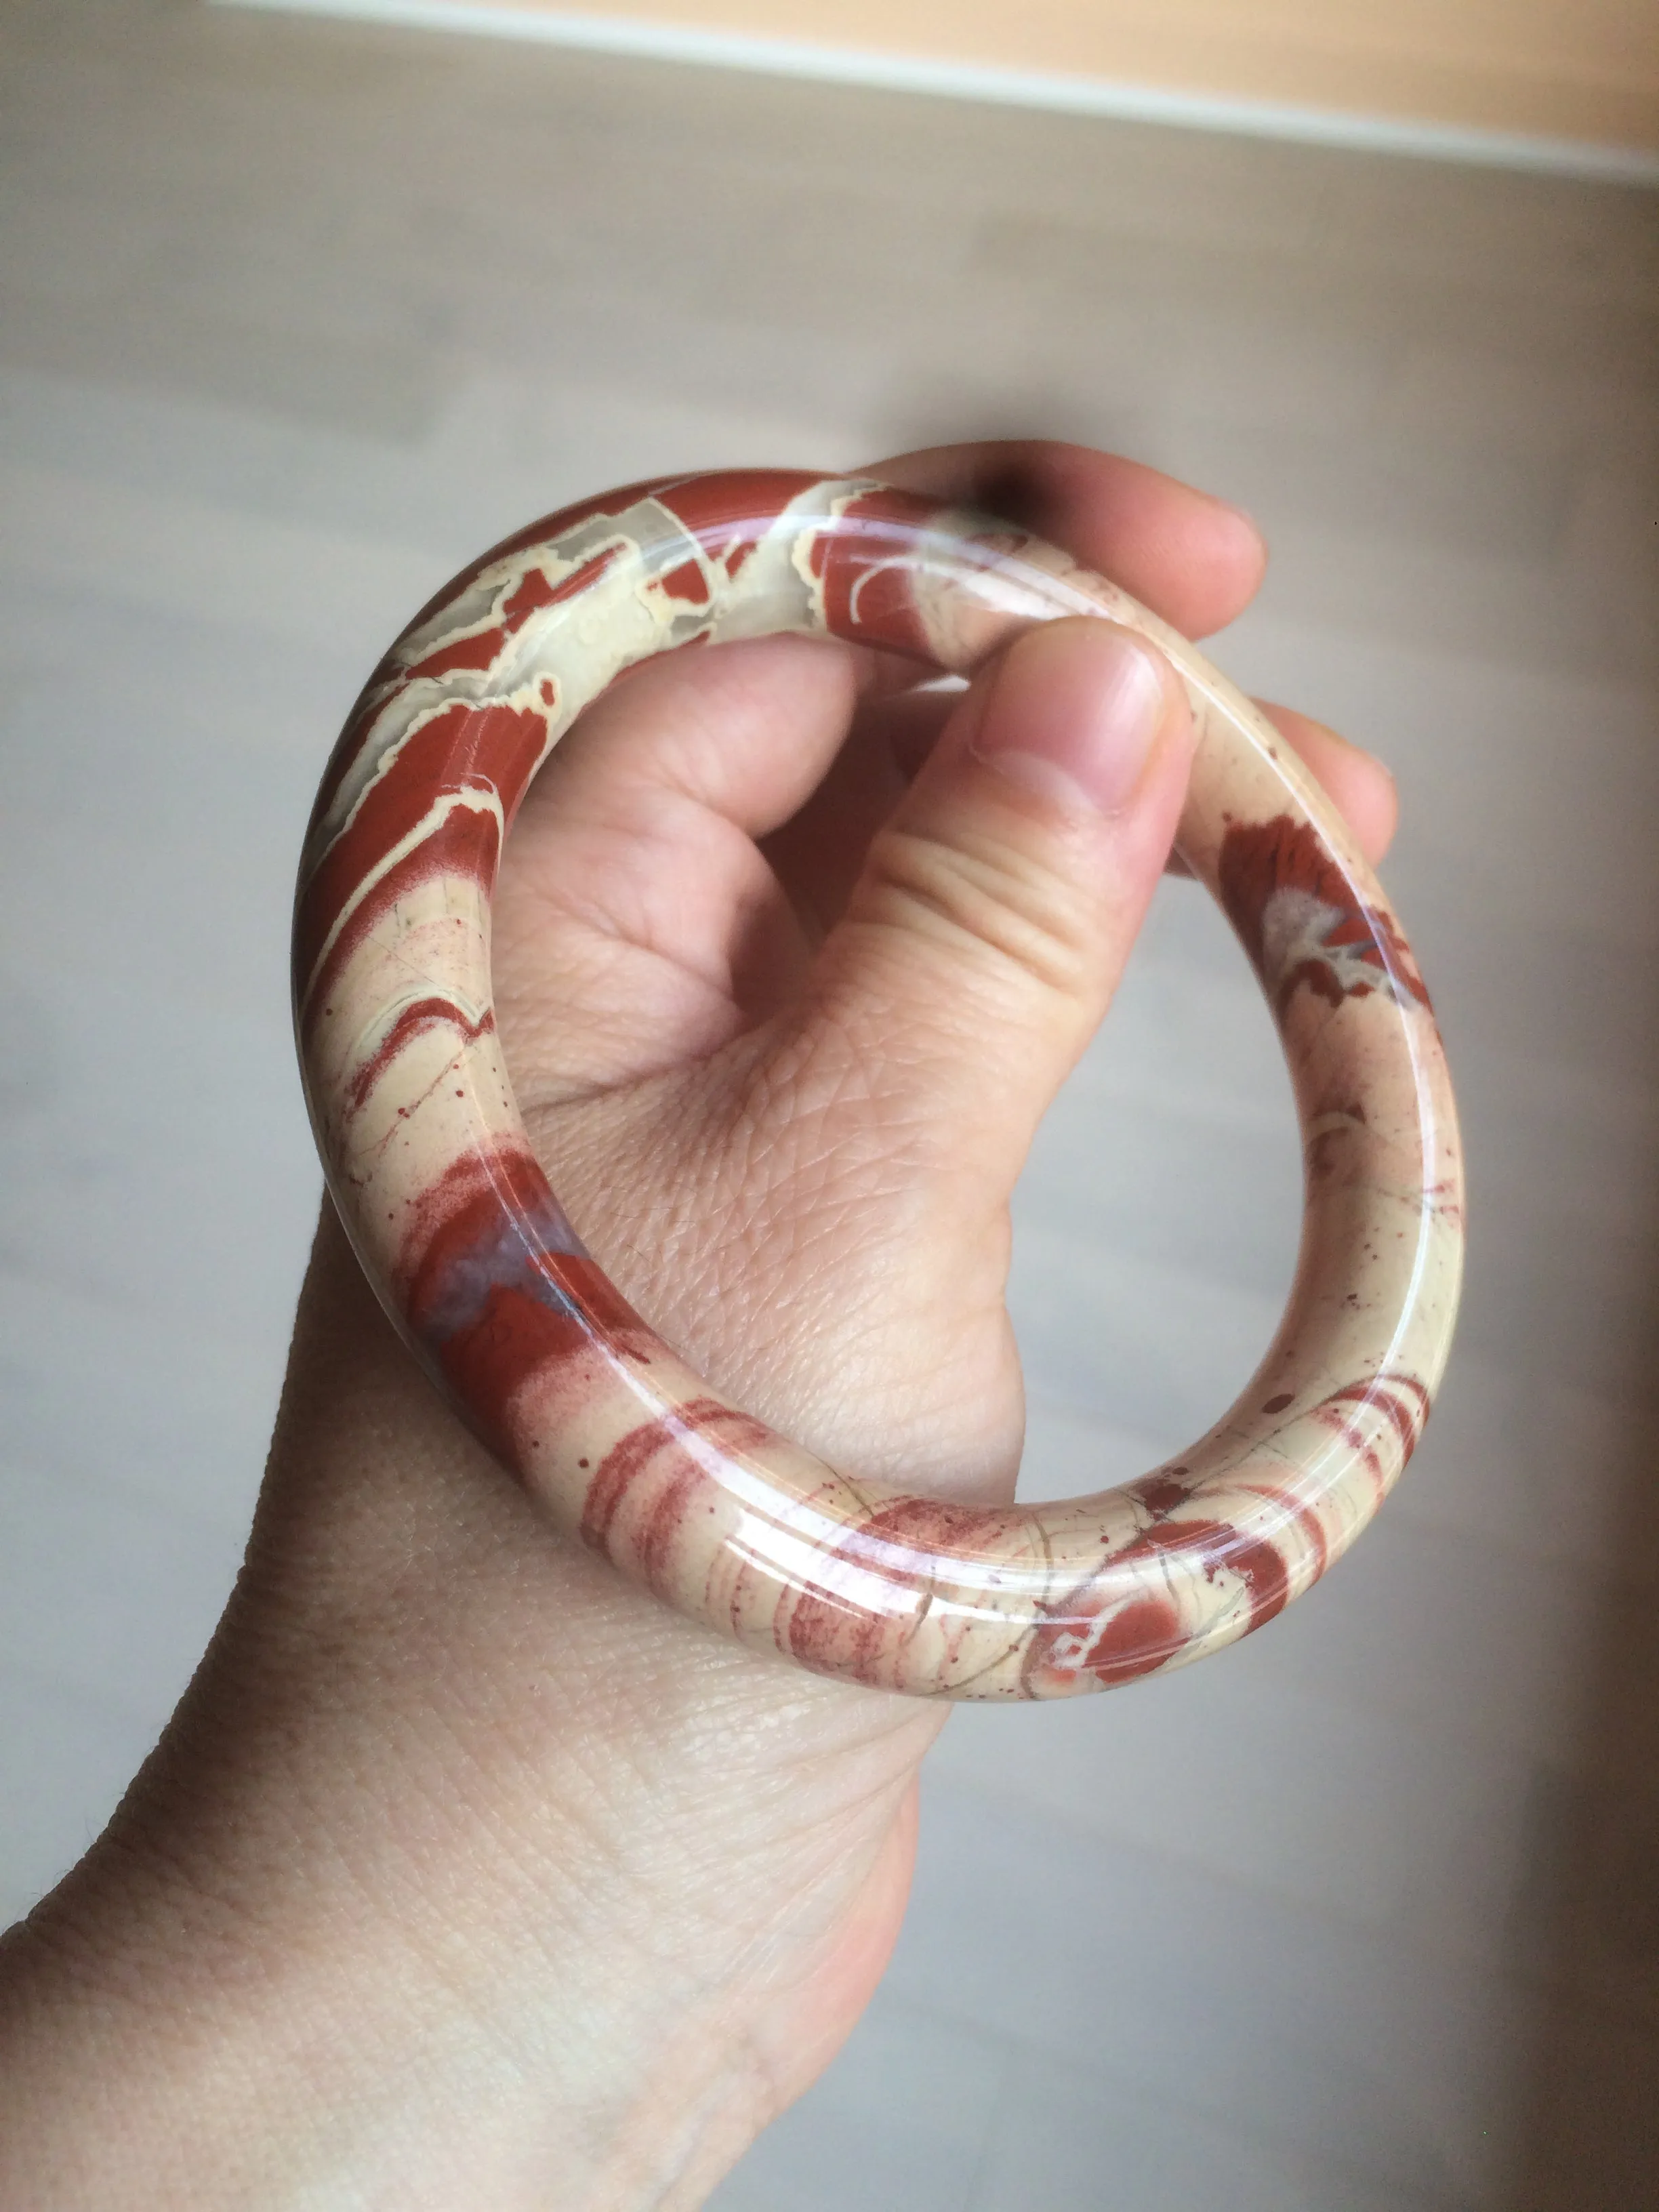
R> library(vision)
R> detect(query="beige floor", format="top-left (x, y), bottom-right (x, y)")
top-left (3, 2), bottom-right (1658, 2205)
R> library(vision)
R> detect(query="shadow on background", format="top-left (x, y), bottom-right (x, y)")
top-left (1506, 1261), bottom-right (1659, 2201)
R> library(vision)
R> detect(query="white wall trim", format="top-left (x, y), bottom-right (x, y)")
top-left (211, 0), bottom-right (1659, 185)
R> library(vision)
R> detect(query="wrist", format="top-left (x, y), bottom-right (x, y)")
top-left (0, 1216), bottom-right (920, 2208)
top-left (0, 1221), bottom-right (924, 2203)
top-left (0, 1591), bottom-right (779, 2212)
top-left (0, 1273), bottom-right (749, 2211)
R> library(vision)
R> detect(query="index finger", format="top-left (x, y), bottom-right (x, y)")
top-left (862, 441), bottom-right (1267, 641)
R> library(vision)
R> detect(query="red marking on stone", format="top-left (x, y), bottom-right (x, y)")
top-left (401, 1148), bottom-right (567, 1301)
top-left (304, 476), bottom-right (705, 828)
top-left (500, 567), bottom-right (559, 630)
top-left (1136, 1471), bottom-right (1192, 1516)
top-left (810, 486), bottom-right (943, 660)
top-left (544, 546), bottom-right (621, 607)
top-left (1315, 1374), bottom-right (1429, 1465)
top-left (1025, 1500), bottom-right (1294, 1693)
top-left (389, 1145), bottom-right (655, 1452)
top-left (406, 478), bottom-right (674, 623)
top-left (1307, 1100), bottom-right (1372, 1179)
top-left (1216, 815), bottom-right (1430, 1015)
top-left (656, 472), bottom-right (947, 660)
top-left (296, 699), bottom-right (549, 997)
top-left (436, 1284), bottom-right (594, 1457)
top-left (308, 672), bottom-right (402, 830)
top-left (1292, 959), bottom-right (1361, 1010)
top-left (658, 469), bottom-right (819, 541)
top-left (346, 999), bottom-right (495, 1113)
top-left (300, 795), bottom-right (504, 1048)
top-left (636, 1458), bottom-right (711, 1591)
top-left (653, 469), bottom-right (817, 588)
top-left (1263, 1392), bottom-right (1294, 1415)
top-left (343, 543), bottom-right (617, 723)
top-left (1056, 1593), bottom-right (1184, 1689)
top-left (657, 556), bottom-right (709, 605)
top-left (786, 1494), bottom-right (1011, 1681)
top-left (408, 623), bottom-right (508, 683)
top-left (1254, 1481), bottom-right (1330, 1584)
top-left (579, 1397), bottom-right (773, 1595)
top-left (431, 1253), bottom-right (656, 1463)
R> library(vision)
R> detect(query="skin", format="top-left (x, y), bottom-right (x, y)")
top-left (0, 443), bottom-right (1395, 2211)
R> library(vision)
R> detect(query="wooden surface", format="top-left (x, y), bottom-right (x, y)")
top-left (1, 0), bottom-right (1657, 2203)
top-left (437, 0), bottom-right (1659, 149)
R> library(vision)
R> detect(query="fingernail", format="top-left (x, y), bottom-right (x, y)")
top-left (1208, 493), bottom-right (1265, 555)
top-left (970, 626), bottom-right (1168, 818)
top-left (1334, 729), bottom-right (1396, 788)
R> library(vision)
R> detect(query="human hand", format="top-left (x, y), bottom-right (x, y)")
top-left (0, 443), bottom-right (1397, 2211)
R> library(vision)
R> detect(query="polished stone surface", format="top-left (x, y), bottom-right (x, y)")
top-left (293, 468), bottom-right (1462, 1698)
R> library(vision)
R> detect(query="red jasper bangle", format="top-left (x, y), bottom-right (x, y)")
top-left (293, 470), bottom-right (1463, 1700)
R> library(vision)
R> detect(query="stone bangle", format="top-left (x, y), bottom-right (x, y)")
top-left (293, 470), bottom-right (1463, 1700)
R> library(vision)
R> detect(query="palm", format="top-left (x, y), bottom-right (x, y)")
top-left (485, 443), bottom-right (1392, 1520)
top-left (494, 630), bottom-right (1027, 1500)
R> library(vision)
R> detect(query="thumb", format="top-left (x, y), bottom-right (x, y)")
top-left (800, 617), bottom-right (1194, 1200)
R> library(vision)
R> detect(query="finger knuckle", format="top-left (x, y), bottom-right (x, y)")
top-left (856, 822), bottom-right (1094, 1002)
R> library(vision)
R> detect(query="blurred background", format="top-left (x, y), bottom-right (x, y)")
top-left (1, 1), bottom-right (1657, 2204)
